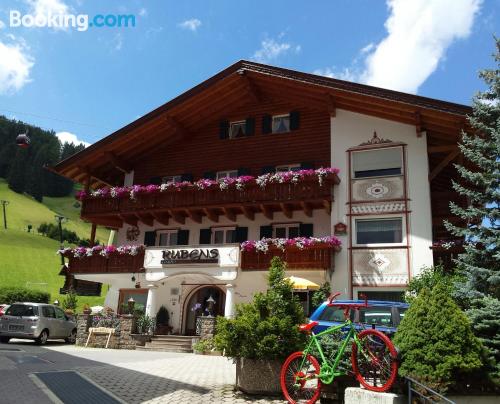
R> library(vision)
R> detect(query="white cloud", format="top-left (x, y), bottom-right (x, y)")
top-left (178, 18), bottom-right (201, 32)
top-left (315, 0), bottom-right (482, 93)
top-left (138, 8), bottom-right (147, 17)
top-left (0, 20), bottom-right (5, 30)
top-left (252, 37), bottom-right (301, 64)
top-left (0, 37), bottom-right (34, 94)
top-left (26, 0), bottom-right (70, 31)
top-left (313, 67), bottom-right (357, 82)
top-left (56, 131), bottom-right (90, 147)
top-left (111, 33), bottom-right (123, 51)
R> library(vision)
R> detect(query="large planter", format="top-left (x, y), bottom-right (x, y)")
top-left (236, 357), bottom-right (282, 395)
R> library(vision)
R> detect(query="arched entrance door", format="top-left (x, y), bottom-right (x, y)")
top-left (184, 286), bottom-right (225, 335)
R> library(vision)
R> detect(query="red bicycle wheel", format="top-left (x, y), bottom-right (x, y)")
top-left (280, 351), bottom-right (322, 404)
top-left (351, 329), bottom-right (398, 392)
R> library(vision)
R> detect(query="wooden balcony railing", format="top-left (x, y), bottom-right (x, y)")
top-left (66, 251), bottom-right (145, 274)
top-left (241, 245), bottom-right (336, 271)
top-left (81, 175), bottom-right (338, 226)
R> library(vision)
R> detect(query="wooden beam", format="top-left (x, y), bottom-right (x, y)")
top-left (300, 201), bottom-right (313, 217)
top-left (203, 208), bottom-right (219, 223)
top-left (119, 214), bottom-right (138, 227)
top-left (326, 93), bottom-right (336, 117)
top-left (168, 210), bottom-right (185, 225)
top-left (241, 206), bottom-right (255, 221)
top-left (238, 69), bottom-right (261, 103)
top-left (151, 212), bottom-right (169, 226)
top-left (84, 216), bottom-right (122, 229)
top-left (137, 213), bottom-right (154, 227)
top-left (165, 115), bottom-right (189, 138)
top-left (84, 174), bottom-right (92, 192)
top-left (428, 145), bottom-right (459, 154)
top-left (323, 200), bottom-right (331, 215)
top-left (415, 111), bottom-right (425, 137)
top-left (185, 209), bottom-right (202, 224)
top-left (222, 207), bottom-right (236, 222)
top-left (90, 223), bottom-right (97, 246)
top-left (280, 203), bottom-right (293, 219)
top-left (104, 151), bottom-right (132, 173)
top-left (429, 150), bottom-right (460, 181)
top-left (260, 204), bottom-right (273, 220)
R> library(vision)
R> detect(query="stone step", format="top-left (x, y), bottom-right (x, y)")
top-left (151, 335), bottom-right (194, 341)
top-left (136, 346), bottom-right (193, 353)
top-left (147, 340), bottom-right (192, 347)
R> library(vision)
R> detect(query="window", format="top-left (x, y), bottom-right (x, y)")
top-left (54, 307), bottom-right (66, 320)
top-left (358, 306), bottom-right (394, 327)
top-left (275, 164), bottom-right (301, 173)
top-left (318, 306), bottom-right (354, 322)
top-left (272, 114), bottom-right (290, 133)
top-left (6, 304), bottom-right (38, 317)
top-left (355, 218), bottom-right (403, 244)
top-left (352, 147), bottom-right (402, 178)
top-left (212, 227), bottom-right (236, 244)
top-left (162, 175), bottom-right (182, 184)
top-left (42, 306), bottom-right (55, 318)
top-left (273, 223), bottom-right (300, 239)
top-left (359, 291), bottom-right (405, 302)
top-left (216, 170), bottom-right (238, 180)
top-left (158, 230), bottom-right (178, 246)
top-left (118, 289), bottom-right (147, 315)
top-left (229, 121), bottom-right (246, 139)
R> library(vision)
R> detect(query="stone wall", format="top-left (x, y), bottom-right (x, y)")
top-left (199, 317), bottom-right (216, 340)
top-left (75, 314), bottom-right (138, 349)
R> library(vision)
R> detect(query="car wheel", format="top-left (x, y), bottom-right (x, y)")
top-left (35, 330), bottom-right (49, 345)
top-left (0, 336), bottom-right (10, 344)
top-left (65, 329), bottom-right (77, 344)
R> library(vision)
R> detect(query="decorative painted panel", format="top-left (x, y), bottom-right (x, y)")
top-left (351, 202), bottom-right (406, 214)
top-left (352, 248), bottom-right (408, 286)
top-left (351, 176), bottom-right (404, 202)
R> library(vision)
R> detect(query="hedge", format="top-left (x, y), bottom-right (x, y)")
top-left (0, 287), bottom-right (50, 305)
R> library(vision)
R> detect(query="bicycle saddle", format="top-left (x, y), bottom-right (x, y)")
top-left (299, 321), bottom-right (318, 332)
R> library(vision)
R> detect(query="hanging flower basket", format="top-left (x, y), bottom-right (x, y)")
top-left (241, 236), bottom-right (342, 253)
top-left (58, 244), bottom-right (146, 259)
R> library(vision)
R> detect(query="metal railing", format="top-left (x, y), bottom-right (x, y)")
top-left (405, 376), bottom-right (456, 404)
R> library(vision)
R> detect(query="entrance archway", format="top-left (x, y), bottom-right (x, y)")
top-left (183, 286), bottom-right (226, 335)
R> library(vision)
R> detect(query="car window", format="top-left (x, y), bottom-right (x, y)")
top-left (398, 307), bottom-right (408, 322)
top-left (42, 306), bottom-right (56, 318)
top-left (359, 306), bottom-right (394, 327)
top-left (6, 304), bottom-right (38, 317)
top-left (318, 306), bottom-right (353, 322)
top-left (54, 307), bottom-right (65, 320)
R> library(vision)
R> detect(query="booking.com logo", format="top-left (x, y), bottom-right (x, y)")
top-left (9, 10), bottom-right (136, 31)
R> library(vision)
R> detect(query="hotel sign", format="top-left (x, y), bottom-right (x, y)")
top-left (161, 248), bottom-right (219, 265)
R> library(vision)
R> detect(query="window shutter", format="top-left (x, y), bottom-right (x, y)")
top-left (290, 111), bottom-right (300, 130)
top-left (299, 223), bottom-right (314, 237)
top-left (261, 166), bottom-right (275, 175)
top-left (219, 120), bottom-right (229, 139)
top-left (237, 168), bottom-right (250, 176)
top-left (177, 230), bottom-right (190, 245)
top-left (144, 231), bottom-right (156, 247)
top-left (149, 177), bottom-right (162, 185)
top-left (203, 171), bottom-right (216, 180)
top-left (199, 228), bottom-right (212, 245)
top-left (262, 114), bottom-right (272, 134)
top-left (180, 173), bottom-right (193, 182)
top-left (259, 225), bottom-right (273, 239)
top-left (300, 162), bottom-right (314, 170)
top-left (235, 227), bottom-right (248, 243)
top-left (245, 117), bottom-right (255, 136)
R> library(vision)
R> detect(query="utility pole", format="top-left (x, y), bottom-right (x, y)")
top-left (0, 200), bottom-right (9, 229)
top-left (55, 214), bottom-right (66, 265)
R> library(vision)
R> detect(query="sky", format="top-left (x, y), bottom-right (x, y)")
top-left (0, 0), bottom-right (498, 146)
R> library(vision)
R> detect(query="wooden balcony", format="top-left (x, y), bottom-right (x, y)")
top-left (241, 245), bottom-right (336, 271)
top-left (66, 251), bottom-right (145, 275)
top-left (81, 175), bottom-right (339, 228)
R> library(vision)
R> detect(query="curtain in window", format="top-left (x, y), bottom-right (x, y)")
top-left (353, 147), bottom-right (402, 172)
top-left (356, 219), bottom-right (402, 244)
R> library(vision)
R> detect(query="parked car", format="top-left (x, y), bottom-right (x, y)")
top-left (309, 299), bottom-right (409, 337)
top-left (0, 304), bottom-right (9, 316)
top-left (0, 302), bottom-right (77, 345)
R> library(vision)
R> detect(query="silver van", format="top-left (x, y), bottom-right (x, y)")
top-left (0, 302), bottom-right (77, 345)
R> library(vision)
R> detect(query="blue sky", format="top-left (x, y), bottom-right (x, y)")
top-left (0, 0), bottom-right (498, 146)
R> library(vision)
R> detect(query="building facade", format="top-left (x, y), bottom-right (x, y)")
top-left (53, 61), bottom-right (469, 335)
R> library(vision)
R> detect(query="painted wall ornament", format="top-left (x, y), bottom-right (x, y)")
top-left (368, 253), bottom-right (391, 271)
top-left (366, 182), bottom-right (389, 199)
top-left (126, 226), bottom-right (140, 241)
top-left (359, 131), bottom-right (393, 146)
top-left (334, 222), bottom-right (348, 235)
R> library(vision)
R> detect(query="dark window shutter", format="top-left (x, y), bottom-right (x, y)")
top-left (144, 231), bottom-right (156, 247)
top-left (245, 117), bottom-right (255, 136)
top-left (299, 223), bottom-right (314, 237)
top-left (219, 120), bottom-right (229, 139)
top-left (300, 162), bottom-right (314, 170)
top-left (259, 225), bottom-right (273, 239)
top-left (177, 230), bottom-right (190, 245)
top-left (149, 177), bottom-right (162, 185)
top-left (290, 111), bottom-right (300, 130)
top-left (237, 168), bottom-right (250, 176)
top-left (235, 227), bottom-right (248, 243)
top-left (262, 114), bottom-right (272, 134)
top-left (261, 166), bottom-right (275, 175)
top-left (199, 228), bottom-right (212, 245)
top-left (203, 171), bottom-right (216, 180)
top-left (180, 173), bottom-right (193, 182)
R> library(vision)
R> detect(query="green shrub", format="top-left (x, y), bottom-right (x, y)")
top-left (405, 265), bottom-right (459, 303)
top-left (394, 284), bottom-right (483, 392)
top-left (215, 256), bottom-right (306, 360)
top-left (156, 305), bottom-right (169, 326)
top-left (0, 286), bottom-right (50, 304)
top-left (311, 282), bottom-right (331, 310)
top-left (194, 337), bottom-right (216, 353)
top-left (62, 291), bottom-right (78, 311)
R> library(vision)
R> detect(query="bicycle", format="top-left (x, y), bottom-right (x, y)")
top-left (280, 293), bottom-right (399, 403)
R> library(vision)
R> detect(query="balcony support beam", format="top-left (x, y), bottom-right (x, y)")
top-left (222, 207), bottom-right (236, 222)
top-left (323, 200), bottom-right (331, 215)
top-left (300, 202), bottom-right (313, 217)
top-left (203, 208), bottom-right (219, 223)
top-left (186, 209), bottom-right (202, 224)
top-left (280, 203), bottom-right (293, 219)
top-left (119, 214), bottom-right (138, 227)
top-left (242, 206), bottom-right (255, 221)
top-left (152, 212), bottom-right (169, 226)
top-left (137, 213), bottom-right (154, 227)
top-left (168, 210), bottom-right (185, 225)
top-left (260, 204), bottom-right (273, 220)
top-left (104, 151), bottom-right (132, 173)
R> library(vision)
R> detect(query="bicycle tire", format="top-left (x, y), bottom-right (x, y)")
top-left (351, 329), bottom-right (398, 392)
top-left (280, 351), bottom-right (322, 404)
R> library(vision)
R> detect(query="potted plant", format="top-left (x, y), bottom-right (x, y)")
top-left (215, 257), bottom-right (305, 395)
top-left (62, 291), bottom-right (78, 316)
top-left (155, 305), bottom-right (172, 335)
top-left (82, 303), bottom-right (91, 315)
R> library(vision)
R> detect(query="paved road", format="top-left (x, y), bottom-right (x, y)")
top-left (0, 340), bottom-right (284, 404)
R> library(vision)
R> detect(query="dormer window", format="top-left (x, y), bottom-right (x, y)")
top-left (272, 114), bottom-right (291, 133)
top-left (229, 121), bottom-right (246, 139)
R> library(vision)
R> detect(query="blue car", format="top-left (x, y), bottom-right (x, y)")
top-left (309, 300), bottom-right (409, 337)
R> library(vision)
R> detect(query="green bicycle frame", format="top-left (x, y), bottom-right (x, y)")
top-left (297, 319), bottom-right (363, 385)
